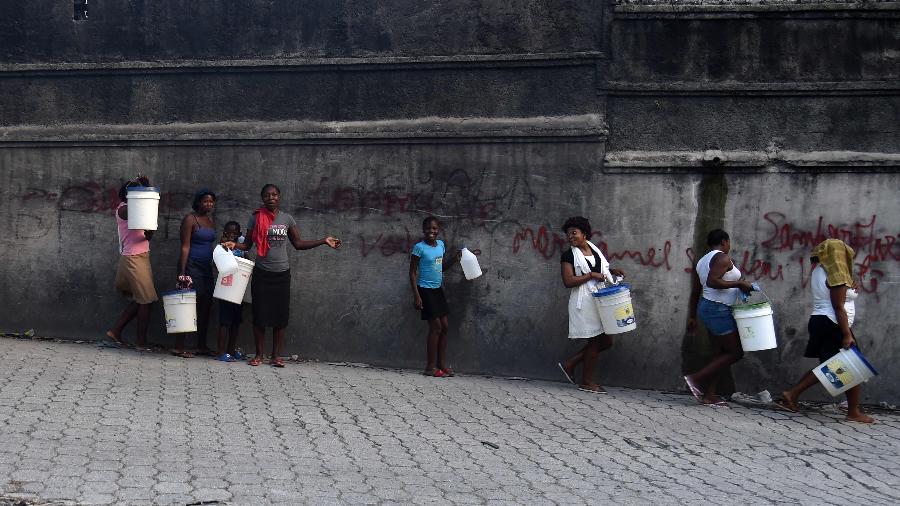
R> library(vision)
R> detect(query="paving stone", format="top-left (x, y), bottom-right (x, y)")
top-left (1, 338), bottom-right (899, 506)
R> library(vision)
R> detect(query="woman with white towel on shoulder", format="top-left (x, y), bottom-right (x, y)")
top-left (557, 216), bottom-right (626, 394)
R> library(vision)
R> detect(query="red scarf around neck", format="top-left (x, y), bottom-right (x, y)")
top-left (253, 207), bottom-right (276, 257)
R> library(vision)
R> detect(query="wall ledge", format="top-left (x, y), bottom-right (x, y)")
top-left (0, 115), bottom-right (608, 146)
top-left (0, 52), bottom-right (605, 77)
top-left (604, 149), bottom-right (900, 170)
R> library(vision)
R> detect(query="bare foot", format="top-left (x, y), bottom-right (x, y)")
top-left (776, 391), bottom-right (800, 412)
top-left (105, 330), bottom-right (123, 344)
top-left (578, 383), bottom-right (607, 394)
top-left (846, 412), bottom-right (875, 424)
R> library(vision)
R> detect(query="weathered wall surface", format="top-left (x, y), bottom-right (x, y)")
top-left (1, 1), bottom-right (898, 402)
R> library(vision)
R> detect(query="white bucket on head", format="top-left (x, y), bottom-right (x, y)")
top-left (213, 257), bottom-right (254, 304)
top-left (812, 347), bottom-right (879, 397)
top-left (162, 290), bottom-right (197, 334)
top-left (732, 302), bottom-right (778, 351)
top-left (213, 245), bottom-right (239, 276)
top-left (126, 187), bottom-right (160, 230)
top-left (592, 284), bottom-right (636, 334)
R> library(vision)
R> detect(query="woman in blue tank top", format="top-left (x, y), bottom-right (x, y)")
top-left (174, 189), bottom-right (218, 358)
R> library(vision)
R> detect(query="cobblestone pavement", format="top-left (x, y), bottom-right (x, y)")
top-left (0, 338), bottom-right (898, 505)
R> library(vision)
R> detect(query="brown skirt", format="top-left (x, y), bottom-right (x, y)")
top-left (115, 252), bottom-right (159, 304)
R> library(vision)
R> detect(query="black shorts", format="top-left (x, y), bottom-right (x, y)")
top-left (218, 300), bottom-right (243, 326)
top-left (804, 315), bottom-right (857, 363)
top-left (419, 287), bottom-right (448, 321)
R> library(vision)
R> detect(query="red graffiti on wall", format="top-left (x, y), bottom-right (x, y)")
top-left (762, 212), bottom-right (898, 299)
top-left (511, 226), bottom-right (673, 270)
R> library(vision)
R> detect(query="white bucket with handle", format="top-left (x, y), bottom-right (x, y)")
top-left (591, 283), bottom-right (636, 334)
top-left (732, 291), bottom-right (778, 352)
top-left (812, 346), bottom-right (878, 396)
top-left (162, 290), bottom-right (197, 333)
top-left (126, 186), bottom-right (160, 230)
top-left (213, 257), bottom-right (254, 304)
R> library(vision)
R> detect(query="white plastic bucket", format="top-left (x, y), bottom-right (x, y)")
top-left (592, 284), bottom-right (636, 334)
top-left (162, 290), bottom-right (197, 334)
top-left (732, 301), bottom-right (778, 351)
top-left (812, 347), bottom-right (879, 396)
top-left (126, 187), bottom-right (160, 230)
top-left (213, 257), bottom-right (254, 304)
top-left (213, 245), bottom-right (239, 276)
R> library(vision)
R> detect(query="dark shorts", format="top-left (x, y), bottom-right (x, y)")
top-left (251, 267), bottom-right (290, 328)
top-left (804, 315), bottom-right (855, 363)
top-left (419, 286), bottom-right (448, 321)
top-left (218, 300), bottom-right (243, 326)
top-left (697, 297), bottom-right (738, 336)
top-left (186, 258), bottom-right (214, 297)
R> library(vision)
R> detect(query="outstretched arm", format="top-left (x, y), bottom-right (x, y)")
top-left (288, 225), bottom-right (341, 250)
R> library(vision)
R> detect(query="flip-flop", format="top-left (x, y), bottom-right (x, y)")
top-left (248, 357), bottom-right (263, 367)
top-left (440, 368), bottom-right (455, 377)
top-left (578, 385), bottom-right (608, 394)
top-left (271, 358), bottom-right (285, 368)
top-left (558, 362), bottom-right (575, 385)
top-left (171, 350), bottom-right (194, 358)
top-left (683, 376), bottom-right (704, 403)
top-left (774, 399), bottom-right (799, 413)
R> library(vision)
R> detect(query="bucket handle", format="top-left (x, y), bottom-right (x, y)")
top-left (739, 284), bottom-right (770, 305)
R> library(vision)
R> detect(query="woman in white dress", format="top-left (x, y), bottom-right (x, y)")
top-left (557, 217), bottom-right (626, 393)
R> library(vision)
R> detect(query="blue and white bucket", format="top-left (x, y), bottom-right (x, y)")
top-left (812, 346), bottom-right (878, 397)
top-left (592, 284), bottom-right (636, 334)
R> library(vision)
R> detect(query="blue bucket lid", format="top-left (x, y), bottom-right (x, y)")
top-left (161, 289), bottom-right (195, 296)
top-left (127, 186), bottom-right (160, 193)
top-left (849, 346), bottom-right (879, 376)
top-left (592, 283), bottom-right (630, 297)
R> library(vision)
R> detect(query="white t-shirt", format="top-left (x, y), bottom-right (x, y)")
top-left (697, 249), bottom-right (742, 306)
top-left (810, 265), bottom-right (857, 326)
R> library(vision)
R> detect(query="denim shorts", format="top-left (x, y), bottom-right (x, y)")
top-left (697, 297), bottom-right (738, 336)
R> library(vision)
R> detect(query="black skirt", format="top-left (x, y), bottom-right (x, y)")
top-left (804, 315), bottom-right (858, 363)
top-left (251, 267), bottom-right (291, 328)
top-left (419, 286), bottom-right (449, 321)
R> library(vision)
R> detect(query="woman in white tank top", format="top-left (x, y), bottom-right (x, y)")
top-left (777, 239), bottom-right (874, 424)
top-left (685, 229), bottom-right (753, 406)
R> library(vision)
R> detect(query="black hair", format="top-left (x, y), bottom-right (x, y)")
top-left (561, 216), bottom-right (591, 237)
top-left (706, 229), bottom-right (730, 247)
top-left (117, 179), bottom-right (143, 202)
top-left (191, 188), bottom-right (217, 211)
top-left (260, 183), bottom-right (281, 198)
top-left (422, 216), bottom-right (440, 229)
top-left (223, 221), bottom-right (241, 232)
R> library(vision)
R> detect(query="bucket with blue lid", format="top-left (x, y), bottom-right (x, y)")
top-left (591, 283), bottom-right (636, 334)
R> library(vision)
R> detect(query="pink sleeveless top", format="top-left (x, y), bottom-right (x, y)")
top-left (116, 203), bottom-right (150, 256)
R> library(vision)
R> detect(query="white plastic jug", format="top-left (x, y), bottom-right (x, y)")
top-left (460, 247), bottom-right (482, 280)
top-left (213, 245), bottom-right (239, 276)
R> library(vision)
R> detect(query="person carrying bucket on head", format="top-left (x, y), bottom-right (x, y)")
top-left (556, 216), bottom-right (626, 394)
top-left (775, 239), bottom-right (874, 424)
top-left (106, 174), bottom-right (158, 350)
top-left (685, 229), bottom-right (754, 406)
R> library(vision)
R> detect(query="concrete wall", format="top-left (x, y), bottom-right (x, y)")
top-left (1, 1), bottom-right (898, 402)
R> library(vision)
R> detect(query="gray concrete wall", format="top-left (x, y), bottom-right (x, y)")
top-left (1, 1), bottom-right (898, 403)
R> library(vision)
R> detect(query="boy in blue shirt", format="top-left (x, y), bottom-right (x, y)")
top-left (409, 216), bottom-right (461, 377)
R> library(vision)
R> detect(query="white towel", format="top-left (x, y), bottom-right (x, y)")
top-left (571, 241), bottom-right (612, 310)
